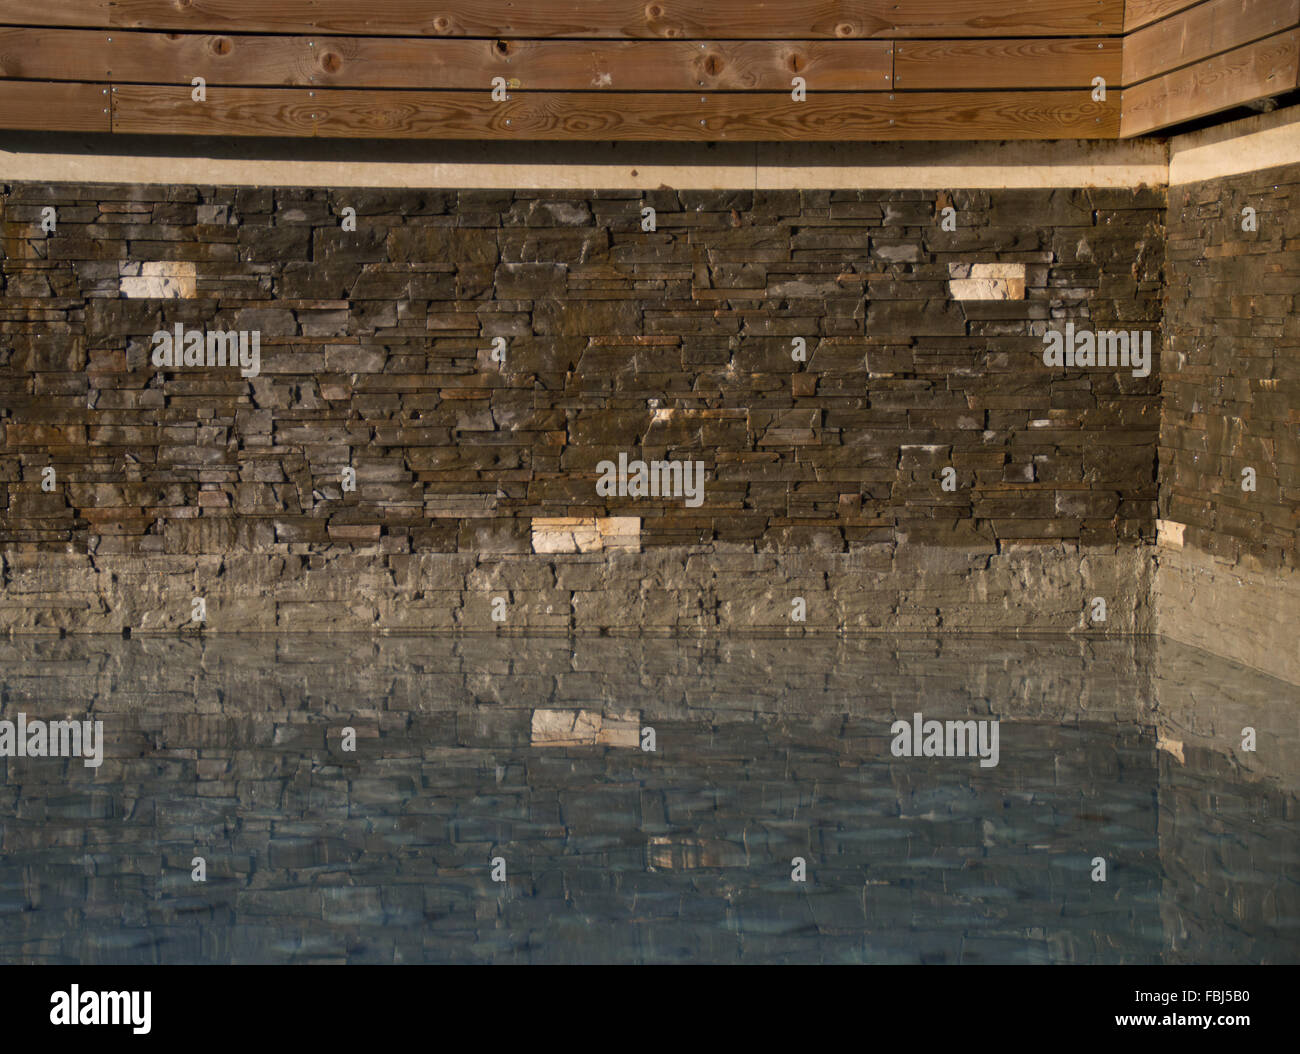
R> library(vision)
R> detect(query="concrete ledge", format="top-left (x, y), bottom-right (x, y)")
top-left (1169, 103), bottom-right (1300, 185)
top-left (0, 543), bottom-right (1154, 636)
top-left (1155, 545), bottom-right (1300, 686)
top-left (0, 132), bottom-right (1167, 190)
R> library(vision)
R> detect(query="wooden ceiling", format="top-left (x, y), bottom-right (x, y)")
top-left (0, 1), bottom-right (1294, 142)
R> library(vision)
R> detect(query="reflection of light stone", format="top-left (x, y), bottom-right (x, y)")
top-left (530, 708), bottom-right (641, 747)
top-left (1157, 735), bottom-right (1185, 764)
top-left (597, 713), bottom-right (640, 748)
top-left (646, 836), bottom-right (747, 870)
top-left (948, 262), bottom-right (1026, 300)
top-left (530, 708), bottom-right (589, 745)
top-left (119, 261), bottom-right (197, 299)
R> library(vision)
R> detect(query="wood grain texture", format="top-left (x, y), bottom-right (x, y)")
top-left (1121, 29), bottom-right (1300, 135)
top-left (1, 31), bottom-right (891, 91)
top-left (110, 84), bottom-right (1119, 140)
top-left (894, 38), bottom-right (1120, 89)
top-left (1123, 0), bottom-right (1204, 33)
top-left (303, 38), bottom-right (895, 91)
top-left (102, 0), bottom-right (1122, 39)
top-left (0, 29), bottom-right (112, 80)
top-left (1123, 0), bottom-right (1300, 85)
top-left (0, 80), bottom-right (110, 131)
top-left (0, 1), bottom-right (109, 28)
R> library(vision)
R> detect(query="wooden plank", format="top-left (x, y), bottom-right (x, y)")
top-left (1124, 0), bottom-right (1205, 33)
top-left (10, 30), bottom-right (890, 90)
top-left (0, 29), bottom-right (112, 80)
top-left (0, 80), bottom-right (110, 131)
top-left (111, 84), bottom-right (1118, 140)
top-left (0, 1), bottom-right (110, 28)
top-left (302, 38), bottom-right (895, 91)
top-left (1124, 0), bottom-right (1300, 85)
top-left (105, 1), bottom-right (1122, 39)
top-left (885, 91), bottom-right (1118, 138)
top-left (894, 38), bottom-right (1120, 89)
top-left (888, 0), bottom-right (1122, 38)
top-left (1121, 29), bottom-right (1300, 135)
top-left (112, 85), bottom-right (317, 137)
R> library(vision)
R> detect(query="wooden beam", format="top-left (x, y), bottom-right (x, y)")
top-left (1124, 0), bottom-right (1300, 86)
top-left (0, 29), bottom-right (113, 81)
top-left (0, 80), bottom-right (110, 131)
top-left (894, 38), bottom-right (1121, 89)
top-left (0, 30), bottom-right (893, 91)
top-left (1123, 0), bottom-right (1204, 33)
top-left (886, 91), bottom-right (1119, 139)
top-left (102, 1), bottom-right (1122, 39)
top-left (0, 1), bottom-right (110, 28)
top-left (110, 84), bottom-right (1119, 140)
top-left (889, 1), bottom-right (1122, 38)
top-left (1121, 29), bottom-right (1300, 136)
top-left (300, 38), bottom-right (896, 92)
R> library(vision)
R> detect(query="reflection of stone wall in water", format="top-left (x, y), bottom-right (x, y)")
top-left (1157, 770), bottom-right (1296, 966)
top-left (0, 183), bottom-right (1162, 634)
top-left (0, 636), bottom-right (1294, 964)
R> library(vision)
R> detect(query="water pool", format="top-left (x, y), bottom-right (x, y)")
top-left (1, 634), bottom-right (1296, 964)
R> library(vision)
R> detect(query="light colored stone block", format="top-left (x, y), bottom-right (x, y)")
top-left (1157, 519), bottom-right (1186, 549)
top-left (948, 262), bottom-right (1026, 300)
top-left (597, 516), bottom-right (641, 553)
top-left (532, 516), bottom-right (640, 553)
top-left (118, 261), bottom-right (197, 299)
top-left (532, 517), bottom-right (587, 553)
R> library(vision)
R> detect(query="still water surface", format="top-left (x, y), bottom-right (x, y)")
top-left (1, 634), bottom-right (1296, 964)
